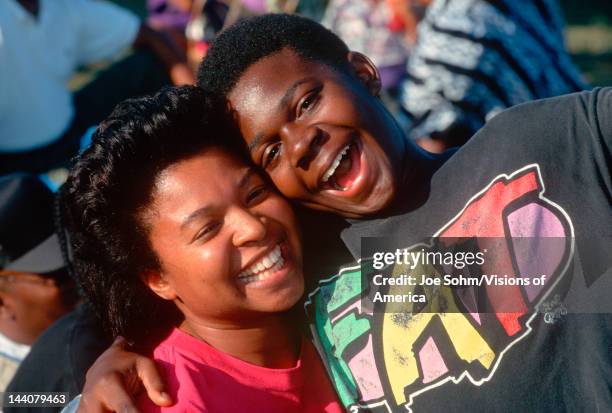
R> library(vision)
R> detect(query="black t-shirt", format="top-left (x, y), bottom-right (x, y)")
top-left (306, 88), bottom-right (612, 412)
top-left (4, 303), bottom-right (111, 413)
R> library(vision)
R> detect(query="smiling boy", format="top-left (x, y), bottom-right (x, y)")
top-left (74, 14), bottom-right (611, 413)
top-left (200, 17), bottom-right (434, 220)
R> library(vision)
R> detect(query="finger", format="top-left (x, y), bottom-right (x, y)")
top-left (97, 374), bottom-right (142, 413)
top-left (77, 394), bottom-right (104, 413)
top-left (112, 336), bottom-right (129, 349)
top-left (136, 357), bottom-right (173, 407)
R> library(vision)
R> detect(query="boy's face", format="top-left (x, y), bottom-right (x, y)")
top-left (144, 148), bottom-right (304, 326)
top-left (228, 48), bottom-right (407, 218)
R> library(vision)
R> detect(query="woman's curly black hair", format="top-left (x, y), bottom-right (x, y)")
top-left (62, 86), bottom-right (247, 343)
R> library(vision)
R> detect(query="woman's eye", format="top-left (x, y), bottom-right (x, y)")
top-left (263, 143), bottom-right (281, 168)
top-left (194, 222), bottom-right (220, 242)
top-left (246, 186), bottom-right (269, 205)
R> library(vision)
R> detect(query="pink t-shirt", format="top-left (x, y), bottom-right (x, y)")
top-left (138, 328), bottom-right (344, 412)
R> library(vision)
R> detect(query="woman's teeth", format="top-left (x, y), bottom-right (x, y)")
top-left (238, 245), bottom-right (285, 285)
top-left (322, 144), bottom-right (351, 184)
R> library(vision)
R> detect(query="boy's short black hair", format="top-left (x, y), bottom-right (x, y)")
top-left (198, 13), bottom-right (350, 96)
top-left (62, 86), bottom-right (246, 343)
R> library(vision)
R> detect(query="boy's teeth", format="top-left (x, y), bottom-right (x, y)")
top-left (322, 144), bottom-right (351, 183)
top-left (238, 245), bottom-right (284, 282)
top-left (331, 179), bottom-right (346, 191)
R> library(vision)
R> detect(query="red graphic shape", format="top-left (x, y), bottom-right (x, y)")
top-left (440, 172), bottom-right (540, 336)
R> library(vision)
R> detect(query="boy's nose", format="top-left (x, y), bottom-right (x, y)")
top-left (281, 123), bottom-right (324, 170)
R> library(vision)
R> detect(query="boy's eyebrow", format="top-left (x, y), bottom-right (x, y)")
top-left (248, 77), bottom-right (316, 153)
top-left (277, 77), bottom-right (314, 111)
top-left (248, 132), bottom-right (265, 152)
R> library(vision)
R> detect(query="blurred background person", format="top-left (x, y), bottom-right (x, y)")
top-left (147, 0), bottom-right (194, 42)
top-left (0, 0), bottom-right (195, 175)
top-left (322, 0), bottom-right (413, 98)
top-left (0, 174), bottom-right (110, 409)
top-left (396, 0), bottom-right (589, 152)
top-left (0, 174), bottom-right (79, 391)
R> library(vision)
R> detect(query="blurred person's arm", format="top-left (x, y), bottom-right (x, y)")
top-left (71, 0), bottom-right (194, 86)
top-left (415, 137), bottom-right (451, 153)
top-left (76, 337), bottom-right (172, 413)
top-left (133, 24), bottom-right (195, 85)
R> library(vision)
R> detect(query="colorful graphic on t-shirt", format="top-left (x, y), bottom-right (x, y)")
top-left (306, 164), bottom-right (575, 412)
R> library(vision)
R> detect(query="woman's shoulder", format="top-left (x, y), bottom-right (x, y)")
top-left (144, 329), bottom-right (212, 412)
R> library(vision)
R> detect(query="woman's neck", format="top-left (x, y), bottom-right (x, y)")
top-left (179, 313), bottom-right (301, 369)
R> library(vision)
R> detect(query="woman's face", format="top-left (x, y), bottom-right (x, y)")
top-left (144, 148), bottom-right (304, 326)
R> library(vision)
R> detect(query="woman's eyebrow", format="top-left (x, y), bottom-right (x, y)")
top-left (179, 168), bottom-right (254, 231)
top-left (237, 167), bottom-right (259, 191)
top-left (181, 206), bottom-right (214, 232)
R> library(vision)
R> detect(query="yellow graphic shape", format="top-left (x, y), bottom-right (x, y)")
top-left (380, 262), bottom-right (496, 406)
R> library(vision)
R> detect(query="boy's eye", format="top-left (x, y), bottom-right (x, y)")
top-left (297, 87), bottom-right (321, 118)
top-left (300, 95), bottom-right (315, 113)
top-left (262, 143), bottom-right (281, 169)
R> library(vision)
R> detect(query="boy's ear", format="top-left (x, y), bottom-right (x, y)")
top-left (141, 270), bottom-right (176, 301)
top-left (347, 51), bottom-right (382, 96)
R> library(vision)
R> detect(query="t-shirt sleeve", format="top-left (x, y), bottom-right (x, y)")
top-left (558, 88), bottom-right (612, 199)
top-left (592, 87), bottom-right (612, 154)
top-left (70, 0), bottom-right (140, 65)
top-left (590, 88), bottom-right (612, 215)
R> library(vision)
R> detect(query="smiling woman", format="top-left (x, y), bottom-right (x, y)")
top-left (142, 148), bottom-right (305, 321)
top-left (62, 86), bottom-right (343, 412)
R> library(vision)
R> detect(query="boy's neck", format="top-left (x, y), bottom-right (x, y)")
top-left (386, 147), bottom-right (454, 217)
top-left (179, 312), bottom-right (302, 369)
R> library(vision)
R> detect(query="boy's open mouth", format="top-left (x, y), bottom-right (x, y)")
top-left (320, 140), bottom-right (362, 191)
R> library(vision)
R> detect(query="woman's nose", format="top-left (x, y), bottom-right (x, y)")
top-left (231, 208), bottom-right (267, 246)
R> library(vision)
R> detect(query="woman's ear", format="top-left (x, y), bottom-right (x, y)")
top-left (347, 51), bottom-right (382, 96)
top-left (141, 270), bottom-right (176, 301)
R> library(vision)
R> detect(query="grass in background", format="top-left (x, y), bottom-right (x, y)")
top-left (561, 0), bottom-right (612, 86)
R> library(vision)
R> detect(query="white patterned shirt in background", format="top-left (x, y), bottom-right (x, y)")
top-left (399, 0), bottom-right (587, 144)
